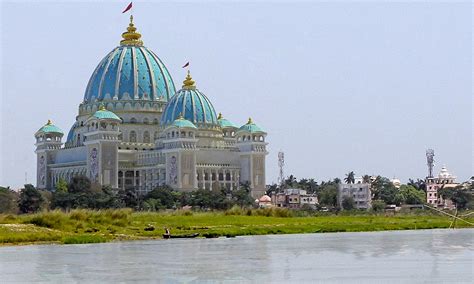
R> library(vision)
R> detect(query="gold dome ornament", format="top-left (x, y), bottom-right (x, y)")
top-left (182, 70), bottom-right (196, 90)
top-left (120, 15), bottom-right (143, 46)
top-left (247, 117), bottom-right (253, 124)
top-left (46, 119), bottom-right (53, 125)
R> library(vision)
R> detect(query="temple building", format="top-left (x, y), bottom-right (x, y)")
top-left (426, 166), bottom-right (458, 209)
top-left (34, 16), bottom-right (268, 198)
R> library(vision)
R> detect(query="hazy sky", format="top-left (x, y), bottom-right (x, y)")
top-left (0, 1), bottom-right (472, 188)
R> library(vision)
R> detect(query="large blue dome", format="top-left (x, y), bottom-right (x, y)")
top-left (161, 72), bottom-right (218, 126)
top-left (83, 45), bottom-right (175, 102)
top-left (83, 18), bottom-right (175, 102)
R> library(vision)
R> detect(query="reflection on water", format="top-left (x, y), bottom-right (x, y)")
top-left (0, 229), bottom-right (472, 283)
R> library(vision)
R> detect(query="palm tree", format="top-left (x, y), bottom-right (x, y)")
top-left (362, 175), bottom-right (371, 184)
top-left (344, 171), bottom-right (355, 184)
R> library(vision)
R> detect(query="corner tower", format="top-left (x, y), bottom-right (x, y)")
top-left (34, 120), bottom-right (64, 189)
top-left (236, 118), bottom-right (268, 198)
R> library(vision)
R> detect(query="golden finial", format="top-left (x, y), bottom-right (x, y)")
top-left (177, 113), bottom-right (184, 120)
top-left (182, 70), bottom-right (196, 90)
top-left (99, 104), bottom-right (106, 111)
top-left (218, 113), bottom-right (223, 120)
top-left (120, 15), bottom-right (143, 46)
top-left (247, 117), bottom-right (253, 124)
top-left (46, 119), bottom-right (52, 125)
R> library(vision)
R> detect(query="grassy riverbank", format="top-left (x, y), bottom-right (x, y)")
top-left (1, 208), bottom-right (472, 245)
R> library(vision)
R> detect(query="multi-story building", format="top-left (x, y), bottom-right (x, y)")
top-left (34, 16), bottom-right (268, 198)
top-left (272, 189), bottom-right (318, 209)
top-left (338, 183), bottom-right (371, 210)
top-left (426, 166), bottom-right (458, 209)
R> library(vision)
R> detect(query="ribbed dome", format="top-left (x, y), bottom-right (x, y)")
top-left (217, 113), bottom-right (237, 129)
top-left (92, 106), bottom-right (121, 121)
top-left (170, 116), bottom-right (197, 129)
top-left (83, 45), bottom-right (175, 102)
top-left (161, 72), bottom-right (218, 126)
top-left (35, 120), bottom-right (64, 136)
top-left (237, 118), bottom-right (265, 133)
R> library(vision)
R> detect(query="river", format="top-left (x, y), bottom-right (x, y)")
top-left (0, 229), bottom-right (472, 283)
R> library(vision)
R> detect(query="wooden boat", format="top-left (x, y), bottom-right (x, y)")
top-left (163, 233), bottom-right (199, 239)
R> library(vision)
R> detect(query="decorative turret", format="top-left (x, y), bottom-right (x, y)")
top-left (120, 15), bottom-right (143, 46)
top-left (161, 114), bottom-right (199, 191)
top-left (34, 120), bottom-right (64, 190)
top-left (235, 117), bottom-right (268, 198)
top-left (83, 105), bottom-right (122, 186)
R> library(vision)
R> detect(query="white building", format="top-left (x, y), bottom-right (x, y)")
top-left (426, 166), bottom-right (458, 209)
top-left (338, 183), bottom-right (372, 210)
top-left (34, 16), bottom-right (268, 198)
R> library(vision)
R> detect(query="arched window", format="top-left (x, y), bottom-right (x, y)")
top-left (130, 117), bottom-right (137, 124)
top-left (153, 118), bottom-right (159, 124)
top-left (130, 131), bottom-right (137, 143)
top-left (143, 118), bottom-right (149, 124)
top-left (143, 131), bottom-right (150, 143)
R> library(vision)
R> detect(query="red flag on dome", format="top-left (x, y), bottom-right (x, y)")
top-left (122, 2), bottom-right (133, 13)
top-left (182, 62), bottom-right (190, 68)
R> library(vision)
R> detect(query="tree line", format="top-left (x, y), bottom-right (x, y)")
top-left (266, 172), bottom-right (473, 211)
top-left (1, 173), bottom-right (472, 214)
top-left (0, 176), bottom-right (254, 214)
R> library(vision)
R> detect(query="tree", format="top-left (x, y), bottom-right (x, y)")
top-left (68, 175), bottom-right (92, 194)
top-left (362, 175), bottom-right (371, 184)
top-left (283, 175), bottom-right (297, 189)
top-left (191, 188), bottom-right (228, 210)
top-left (266, 183), bottom-right (278, 196)
top-left (55, 179), bottom-right (68, 192)
top-left (344, 171), bottom-right (355, 184)
top-left (341, 196), bottom-right (356, 210)
top-left (408, 178), bottom-right (426, 192)
top-left (396, 185), bottom-right (425, 205)
top-left (318, 183), bottom-right (338, 207)
top-left (0, 186), bottom-right (19, 214)
top-left (439, 186), bottom-right (473, 210)
top-left (371, 176), bottom-right (399, 205)
top-left (371, 200), bottom-right (386, 212)
top-left (144, 186), bottom-right (176, 209)
top-left (18, 184), bottom-right (44, 213)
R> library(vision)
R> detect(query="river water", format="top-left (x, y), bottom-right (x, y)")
top-left (0, 229), bottom-right (472, 283)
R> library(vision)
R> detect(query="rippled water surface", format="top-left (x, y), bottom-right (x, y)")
top-left (1, 229), bottom-right (472, 283)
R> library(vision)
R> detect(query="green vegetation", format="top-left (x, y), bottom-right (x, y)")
top-left (1, 173), bottom-right (472, 246)
top-left (0, 209), bottom-right (472, 246)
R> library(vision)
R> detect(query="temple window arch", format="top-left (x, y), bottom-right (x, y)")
top-left (143, 131), bottom-right (150, 143)
top-left (130, 131), bottom-right (137, 143)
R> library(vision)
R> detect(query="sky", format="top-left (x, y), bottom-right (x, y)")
top-left (0, 1), bottom-right (472, 188)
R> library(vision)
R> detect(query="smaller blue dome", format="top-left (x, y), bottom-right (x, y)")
top-left (92, 106), bottom-right (121, 121)
top-left (35, 120), bottom-right (64, 136)
top-left (170, 116), bottom-right (197, 129)
top-left (161, 72), bottom-right (218, 126)
top-left (237, 118), bottom-right (265, 133)
top-left (217, 113), bottom-right (237, 129)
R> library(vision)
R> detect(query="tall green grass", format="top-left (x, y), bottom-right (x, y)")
top-left (1, 209), bottom-right (472, 245)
